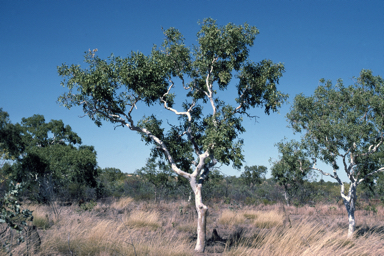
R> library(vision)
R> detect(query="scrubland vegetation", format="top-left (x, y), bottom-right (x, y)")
top-left (1, 18), bottom-right (384, 254)
top-left (1, 156), bottom-right (384, 255)
top-left (1, 195), bottom-right (384, 255)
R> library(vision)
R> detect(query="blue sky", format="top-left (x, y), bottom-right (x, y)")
top-left (1, 0), bottom-right (383, 181)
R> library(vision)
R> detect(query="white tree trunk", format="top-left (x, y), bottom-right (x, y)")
top-left (343, 183), bottom-right (357, 238)
top-left (347, 207), bottom-right (356, 238)
top-left (194, 183), bottom-right (207, 253)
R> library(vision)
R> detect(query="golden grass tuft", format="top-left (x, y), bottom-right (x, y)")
top-left (243, 210), bottom-right (257, 220)
top-left (39, 210), bottom-right (193, 256)
top-left (252, 210), bottom-right (284, 228)
top-left (218, 209), bottom-right (246, 225)
top-left (218, 209), bottom-right (284, 228)
top-left (225, 221), bottom-right (384, 255)
top-left (30, 206), bottom-right (51, 229)
top-left (123, 210), bottom-right (161, 229)
top-left (10, 201), bottom-right (383, 255)
top-left (110, 196), bottom-right (134, 210)
top-left (176, 222), bottom-right (196, 233)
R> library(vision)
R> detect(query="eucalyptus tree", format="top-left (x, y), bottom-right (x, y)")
top-left (287, 70), bottom-right (384, 237)
top-left (58, 18), bottom-right (287, 252)
top-left (270, 139), bottom-right (311, 206)
top-left (0, 112), bottom-right (99, 201)
top-left (0, 108), bottom-right (24, 166)
top-left (240, 165), bottom-right (267, 188)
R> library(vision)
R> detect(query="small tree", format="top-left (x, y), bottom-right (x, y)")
top-left (287, 70), bottom-right (384, 237)
top-left (58, 18), bottom-right (287, 252)
top-left (240, 165), bottom-right (267, 188)
top-left (0, 182), bottom-right (33, 253)
top-left (270, 139), bottom-right (311, 206)
top-left (0, 112), bottom-right (99, 202)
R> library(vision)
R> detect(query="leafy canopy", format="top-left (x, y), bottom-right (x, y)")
top-left (240, 165), bottom-right (267, 186)
top-left (58, 18), bottom-right (287, 176)
top-left (0, 112), bottom-right (98, 188)
top-left (270, 139), bottom-right (311, 187)
top-left (287, 69), bottom-right (384, 183)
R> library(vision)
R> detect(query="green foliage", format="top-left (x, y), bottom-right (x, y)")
top-left (244, 197), bottom-right (257, 205)
top-left (270, 139), bottom-right (311, 186)
top-left (240, 165), bottom-right (267, 187)
top-left (95, 167), bottom-right (127, 198)
top-left (99, 167), bottom-right (126, 183)
top-left (223, 197), bottom-right (231, 204)
top-left (135, 158), bottom-right (190, 200)
top-left (0, 109), bottom-right (25, 161)
top-left (204, 169), bottom-right (226, 200)
top-left (136, 158), bottom-right (186, 189)
top-left (58, 18), bottom-right (287, 186)
top-left (33, 214), bottom-right (50, 230)
top-left (0, 182), bottom-right (33, 245)
top-left (363, 205), bottom-right (377, 214)
top-left (0, 110), bottom-right (102, 204)
top-left (0, 112), bottom-right (99, 202)
top-left (261, 198), bottom-right (275, 205)
top-left (287, 70), bottom-right (384, 181)
top-left (269, 139), bottom-right (312, 205)
top-left (79, 200), bottom-right (97, 211)
top-left (377, 172), bottom-right (384, 203)
top-left (286, 70), bottom-right (384, 235)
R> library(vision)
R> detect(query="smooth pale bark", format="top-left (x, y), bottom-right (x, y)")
top-left (194, 183), bottom-right (207, 252)
top-left (343, 183), bottom-right (357, 238)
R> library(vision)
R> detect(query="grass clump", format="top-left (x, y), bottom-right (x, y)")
top-left (218, 209), bottom-right (246, 225)
top-left (225, 220), bottom-right (384, 256)
top-left (79, 200), bottom-right (97, 211)
top-left (33, 214), bottom-right (50, 229)
top-left (111, 197), bottom-right (134, 210)
top-left (39, 210), bottom-right (193, 256)
top-left (243, 211), bottom-right (258, 220)
top-left (253, 210), bottom-right (284, 228)
top-left (176, 223), bottom-right (195, 233)
top-left (218, 209), bottom-right (283, 228)
top-left (15, 201), bottom-right (384, 255)
top-left (27, 205), bottom-right (51, 229)
top-left (123, 210), bottom-right (161, 229)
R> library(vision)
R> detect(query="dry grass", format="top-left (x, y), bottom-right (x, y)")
top-left (122, 210), bottom-right (161, 229)
top-left (27, 205), bottom-right (52, 229)
top-left (252, 210), bottom-right (284, 228)
top-left (225, 221), bottom-right (384, 255)
top-left (38, 208), bottom-right (193, 256)
top-left (5, 201), bottom-right (384, 255)
top-left (110, 196), bottom-right (134, 210)
top-left (218, 209), bottom-right (284, 228)
top-left (218, 209), bottom-right (246, 225)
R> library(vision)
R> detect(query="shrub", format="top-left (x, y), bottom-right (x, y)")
top-left (80, 200), bottom-right (97, 211)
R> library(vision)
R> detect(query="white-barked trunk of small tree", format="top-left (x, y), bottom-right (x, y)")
top-left (167, 149), bottom-right (210, 252)
top-left (342, 182), bottom-right (357, 238)
top-left (194, 183), bottom-right (207, 252)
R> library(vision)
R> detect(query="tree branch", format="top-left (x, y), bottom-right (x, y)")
top-left (204, 57), bottom-right (218, 117)
top-left (357, 166), bottom-right (384, 185)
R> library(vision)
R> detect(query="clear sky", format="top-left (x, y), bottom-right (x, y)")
top-left (1, 0), bottom-right (383, 181)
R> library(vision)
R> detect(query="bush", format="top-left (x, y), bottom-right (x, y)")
top-left (244, 197), bottom-right (257, 205)
top-left (0, 182), bottom-right (33, 252)
top-left (79, 200), bottom-right (97, 211)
